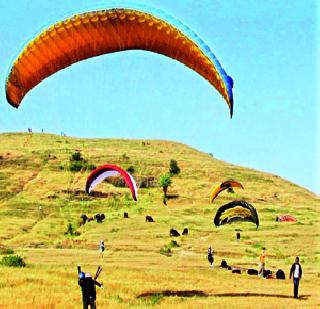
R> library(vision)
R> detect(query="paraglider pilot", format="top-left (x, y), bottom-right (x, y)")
top-left (78, 266), bottom-right (103, 309)
top-left (236, 232), bottom-right (240, 242)
top-left (99, 240), bottom-right (105, 258)
top-left (258, 247), bottom-right (266, 278)
top-left (208, 247), bottom-right (214, 268)
top-left (289, 257), bottom-right (302, 299)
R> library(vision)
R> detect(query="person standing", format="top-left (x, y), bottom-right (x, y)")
top-left (258, 247), bottom-right (266, 278)
top-left (236, 232), bottom-right (241, 242)
top-left (78, 271), bottom-right (103, 309)
top-left (85, 273), bottom-right (103, 309)
top-left (99, 240), bottom-right (105, 258)
top-left (289, 257), bottom-right (302, 299)
top-left (207, 246), bottom-right (214, 268)
top-left (78, 271), bottom-right (90, 309)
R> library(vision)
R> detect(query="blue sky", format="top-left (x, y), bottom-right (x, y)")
top-left (0, 0), bottom-right (318, 194)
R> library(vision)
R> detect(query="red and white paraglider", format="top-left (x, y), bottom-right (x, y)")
top-left (85, 165), bottom-right (138, 201)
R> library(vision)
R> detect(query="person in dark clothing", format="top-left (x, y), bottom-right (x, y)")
top-left (78, 272), bottom-right (103, 309)
top-left (207, 246), bottom-right (214, 268)
top-left (79, 272), bottom-right (90, 309)
top-left (289, 256), bottom-right (302, 299)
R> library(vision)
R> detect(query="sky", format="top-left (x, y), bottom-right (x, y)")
top-left (0, 0), bottom-right (318, 194)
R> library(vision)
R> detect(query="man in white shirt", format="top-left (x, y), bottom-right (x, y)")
top-left (289, 256), bottom-right (302, 299)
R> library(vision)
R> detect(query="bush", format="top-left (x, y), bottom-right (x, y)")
top-left (168, 240), bottom-right (180, 248)
top-left (122, 153), bottom-right (129, 161)
top-left (86, 164), bottom-right (96, 171)
top-left (69, 161), bottom-right (84, 171)
top-left (70, 151), bottom-right (83, 161)
top-left (126, 165), bottom-right (135, 174)
top-left (169, 159), bottom-right (180, 175)
top-left (160, 246), bottom-right (172, 256)
top-left (68, 152), bottom-right (95, 172)
top-left (160, 240), bottom-right (180, 256)
top-left (65, 223), bottom-right (76, 236)
top-left (0, 248), bottom-right (14, 255)
top-left (1, 255), bottom-right (26, 267)
top-left (110, 228), bottom-right (120, 233)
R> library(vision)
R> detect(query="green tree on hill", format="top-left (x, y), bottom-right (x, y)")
top-left (169, 159), bottom-right (180, 175)
top-left (68, 151), bottom-right (95, 172)
top-left (159, 173), bottom-right (172, 199)
top-left (70, 151), bottom-right (83, 162)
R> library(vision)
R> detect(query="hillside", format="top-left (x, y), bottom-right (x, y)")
top-left (0, 132), bottom-right (319, 308)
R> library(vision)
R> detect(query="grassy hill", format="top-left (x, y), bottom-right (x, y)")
top-left (0, 132), bottom-right (319, 308)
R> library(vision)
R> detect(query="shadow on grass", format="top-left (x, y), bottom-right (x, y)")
top-left (137, 290), bottom-right (310, 300)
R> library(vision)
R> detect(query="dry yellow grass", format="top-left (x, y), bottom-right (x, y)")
top-left (0, 133), bottom-right (319, 308)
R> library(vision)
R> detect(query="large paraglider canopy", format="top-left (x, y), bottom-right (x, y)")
top-left (214, 200), bottom-right (259, 228)
top-left (210, 180), bottom-right (244, 203)
top-left (86, 164), bottom-right (138, 201)
top-left (6, 7), bottom-right (234, 116)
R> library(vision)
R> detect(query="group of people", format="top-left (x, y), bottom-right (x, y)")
top-left (79, 240), bottom-right (303, 307)
top-left (260, 248), bottom-right (303, 298)
top-left (77, 241), bottom-right (106, 308)
top-left (207, 246), bottom-right (303, 299)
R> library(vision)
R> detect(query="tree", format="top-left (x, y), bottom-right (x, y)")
top-left (70, 151), bottom-right (83, 161)
top-left (169, 159), bottom-right (180, 175)
top-left (159, 173), bottom-right (172, 199)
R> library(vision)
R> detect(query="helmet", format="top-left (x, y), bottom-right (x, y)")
top-left (85, 273), bottom-right (92, 278)
top-left (79, 272), bottom-right (85, 279)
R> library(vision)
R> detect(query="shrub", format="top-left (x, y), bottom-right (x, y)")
top-left (122, 153), bottom-right (129, 161)
top-left (126, 165), bottom-right (135, 174)
top-left (68, 151), bottom-right (94, 172)
top-left (86, 164), bottom-right (96, 171)
top-left (1, 255), bottom-right (26, 267)
top-left (160, 246), bottom-right (172, 257)
top-left (69, 161), bottom-right (84, 172)
top-left (70, 151), bottom-right (83, 161)
top-left (65, 223), bottom-right (75, 236)
top-left (0, 248), bottom-right (14, 255)
top-left (168, 240), bottom-right (180, 248)
top-left (169, 159), bottom-right (180, 175)
top-left (150, 293), bottom-right (164, 305)
top-left (110, 228), bottom-right (120, 233)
